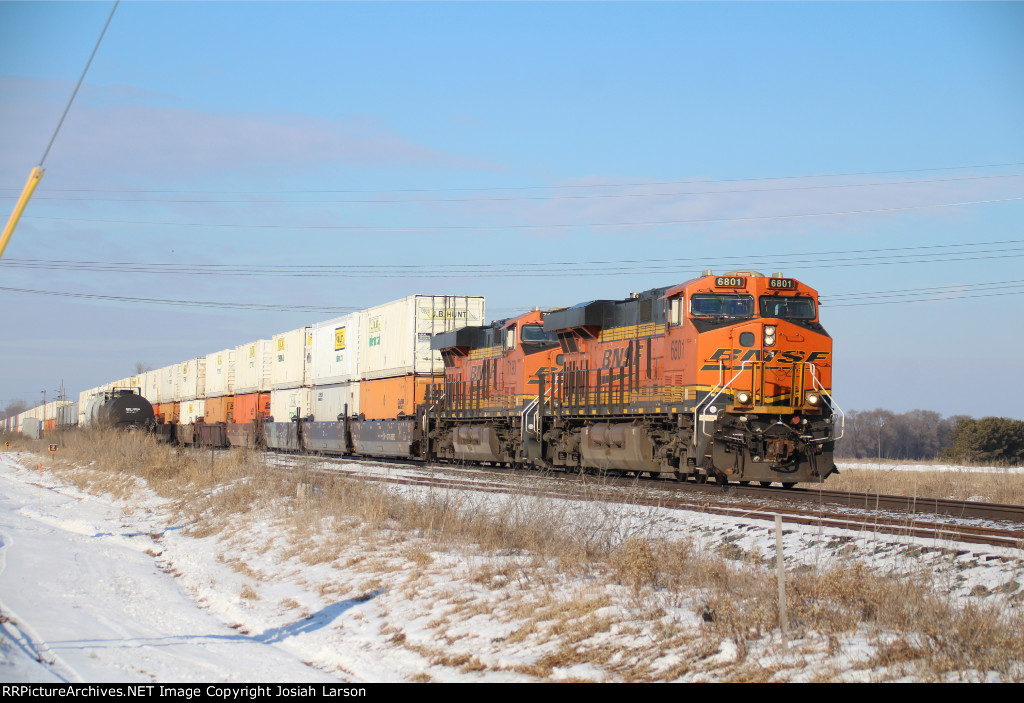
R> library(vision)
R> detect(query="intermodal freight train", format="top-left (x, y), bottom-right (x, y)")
top-left (6, 271), bottom-right (841, 486)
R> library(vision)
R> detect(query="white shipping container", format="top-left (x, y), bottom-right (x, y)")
top-left (22, 418), bottom-right (41, 439)
top-left (77, 390), bottom-right (91, 424)
top-left (205, 348), bottom-right (236, 397)
top-left (43, 400), bottom-right (62, 422)
top-left (271, 327), bottom-right (312, 389)
top-left (311, 382), bottom-right (361, 422)
top-left (179, 398), bottom-right (206, 424)
top-left (359, 295), bottom-right (485, 380)
top-left (269, 387), bottom-right (312, 423)
top-left (310, 313), bottom-right (360, 385)
top-left (158, 365), bottom-right (179, 403)
top-left (178, 358), bottom-right (208, 401)
top-left (140, 370), bottom-right (160, 404)
top-left (234, 339), bottom-right (273, 393)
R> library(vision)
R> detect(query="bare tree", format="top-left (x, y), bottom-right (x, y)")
top-left (2, 399), bottom-right (29, 420)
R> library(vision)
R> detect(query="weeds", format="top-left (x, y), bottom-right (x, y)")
top-left (15, 429), bottom-right (1024, 682)
top-left (823, 462), bottom-right (1024, 505)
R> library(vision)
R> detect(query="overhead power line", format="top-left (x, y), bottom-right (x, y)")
top-left (5, 238), bottom-right (1024, 278)
top-left (5, 160), bottom-right (1024, 196)
top-left (21, 195), bottom-right (1024, 232)
top-left (0, 286), bottom-right (355, 313)
top-left (4, 280), bottom-right (1024, 314)
top-left (6, 172), bottom-right (1023, 206)
top-left (823, 288), bottom-right (1024, 307)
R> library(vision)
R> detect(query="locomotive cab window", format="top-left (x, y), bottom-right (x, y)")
top-left (759, 295), bottom-right (816, 320)
top-left (690, 294), bottom-right (754, 319)
top-left (504, 328), bottom-right (516, 350)
top-left (669, 297), bottom-right (684, 326)
top-left (521, 324), bottom-right (558, 344)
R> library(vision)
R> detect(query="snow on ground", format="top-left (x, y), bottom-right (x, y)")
top-left (0, 450), bottom-right (1022, 682)
top-left (0, 452), bottom-right (341, 683)
top-left (838, 460), bottom-right (1024, 475)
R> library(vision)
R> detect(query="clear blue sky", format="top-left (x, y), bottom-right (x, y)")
top-left (1, 1), bottom-right (1023, 418)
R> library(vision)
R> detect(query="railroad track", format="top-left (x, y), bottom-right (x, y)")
top-left (270, 454), bottom-right (1024, 551)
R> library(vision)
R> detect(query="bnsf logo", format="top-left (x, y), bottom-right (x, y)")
top-left (601, 344), bottom-right (643, 369)
top-left (701, 348), bottom-right (829, 371)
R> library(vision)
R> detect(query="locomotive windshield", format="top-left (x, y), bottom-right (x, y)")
top-left (759, 295), bottom-right (816, 320)
top-left (521, 324), bottom-right (559, 344)
top-left (690, 294), bottom-right (754, 319)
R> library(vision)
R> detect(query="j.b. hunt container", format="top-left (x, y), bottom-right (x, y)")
top-left (359, 295), bottom-right (485, 381)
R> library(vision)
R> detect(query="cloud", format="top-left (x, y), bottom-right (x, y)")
top-left (458, 170), bottom-right (1024, 240)
top-left (0, 76), bottom-right (486, 187)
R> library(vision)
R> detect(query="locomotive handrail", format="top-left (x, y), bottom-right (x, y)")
top-left (695, 360), bottom-right (754, 439)
top-left (695, 360), bottom-right (843, 442)
top-left (807, 363), bottom-right (845, 442)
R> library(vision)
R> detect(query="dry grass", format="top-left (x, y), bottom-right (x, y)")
top-left (20, 429), bottom-right (1024, 682)
top-left (820, 462), bottom-right (1024, 505)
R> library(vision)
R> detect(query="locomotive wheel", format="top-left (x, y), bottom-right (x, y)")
top-left (781, 482), bottom-right (797, 489)
top-left (694, 473), bottom-right (708, 484)
top-left (759, 481), bottom-right (773, 487)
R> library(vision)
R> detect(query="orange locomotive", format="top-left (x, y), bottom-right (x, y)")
top-left (429, 270), bottom-right (840, 485)
top-left (537, 270), bottom-right (840, 485)
top-left (429, 308), bottom-right (563, 464)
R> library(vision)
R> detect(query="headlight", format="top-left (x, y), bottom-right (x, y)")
top-left (806, 392), bottom-right (821, 405)
top-left (736, 391), bottom-right (751, 405)
top-left (764, 325), bottom-right (776, 347)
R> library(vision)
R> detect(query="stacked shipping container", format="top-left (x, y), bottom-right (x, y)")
top-left (6, 294), bottom-right (486, 454)
top-left (228, 339), bottom-right (273, 448)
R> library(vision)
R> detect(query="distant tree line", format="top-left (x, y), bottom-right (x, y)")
top-left (836, 408), bottom-right (1024, 466)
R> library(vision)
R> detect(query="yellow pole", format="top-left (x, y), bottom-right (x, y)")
top-left (0, 166), bottom-right (45, 261)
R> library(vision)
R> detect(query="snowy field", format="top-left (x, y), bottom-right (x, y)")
top-left (1, 450), bottom-right (1021, 683)
top-left (837, 460), bottom-right (1024, 476)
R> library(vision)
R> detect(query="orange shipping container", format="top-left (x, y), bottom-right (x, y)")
top-left (359, 375), bottom-right (439, 420)
top-left (234, 392), bottom-right (270, 422)
top-left (162, 402), bottom-right (180, 423)
top-left (204, 396), bottom-right (234, 424)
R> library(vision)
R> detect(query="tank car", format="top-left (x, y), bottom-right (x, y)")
top-left (535, 271), bottom-right (840, 485)
top-left (84, 388), bottom-right (155, 430)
